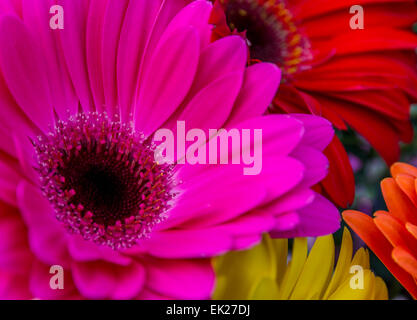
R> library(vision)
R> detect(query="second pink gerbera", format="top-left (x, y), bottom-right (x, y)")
top-left (0, 0), bottom-right (339, 299)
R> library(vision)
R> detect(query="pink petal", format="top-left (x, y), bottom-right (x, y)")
top-left (13, 131), bottom-right (39, 185)
top-left (176, 115), bottom-right (304, 182)
top-left (101, 0), bottom-right (129, 114)
top-left (0, 126), bottom-right (15, 156)
top-left (175, 210), bottom-right (276, 253)
top-left (144, 257), bottom-right (214, 299)
top-left (0, 205), bottom-right (32, 274)
top-left (161, 0), bottom-right (212, 49)
top-left (136, 288), bottom-right (172, 300)
top-left (0, 15), bottom-right (54, 133)
top-left (117, 0), bottom-right (164, 121)
top-left (185, 35), bottom-right (247, 101)
top-left (59, 0), bottom-right (94, 112)
top-left (0, 71), bottom-right (38, 144)
top-left (135, 25), bottom-right (200, 136)
top-left (165, 156), bottom-right (303, 229)
top-left (142, 228), bottom-right (233, 258)
top-left (162, 36), bottom-right (247, 132)
top-left (29, 260), bottom-right (78, 300)
top-left (262, 187), bottom-right (315, 215)
top-left (212, 210), bottom-right (276, 236)
top-left (231, 115), bottom-right (305, 158)
top-left (72, 260), bottom-right (146, 300)
top-left (227, 63), bottom-right (281, 125)
top-left (0, 0), bottom-right (21, 16)
top-left (130, 0), bottom-right (190, 100)
top-left (22, 0), bottom-right (78, 120)
top-left (232, 234), bottom-right (262, 250)
top-left (16, 181), bottom-right (71, 268)
top-left (0, 158), bottom-right (21, 206)
top-left (0, 271), bottom-right (32, 300)
top-left (175, 72), bottom-right (243, 131)
top-left (292, 114), bottom-right (334, 151)
top-left (291, 145), bottom-right (329, 188)
top-left (270, 193), bottom-right (340, 238)
top-left (273, 211), bottom-right (300, 232)
top-left (86, 0), bottom-right (108, 112)
top-left (67, 235), bottom-right (131, 266)
top-left (177, 178), bottom-right (266, 228)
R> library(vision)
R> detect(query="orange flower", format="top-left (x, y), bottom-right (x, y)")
top-left (343, 162), bottom-right (417, 299)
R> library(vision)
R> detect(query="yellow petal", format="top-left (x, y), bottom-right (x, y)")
top-left (328, 270), bottom-right (375, 300)
top-left (213, 234), bottom-right (275, 299)
top-left (250, 277), bottom-right (281, 300)
top-left (278, 238), bottom-right (308, 299)
top-left (290, 235), bottom-right (335, 300)
top-left (373, 276), bottom-right (389, 300)
top-left (323, 227), bottom-right (353, 299)
top-left (212, 275), bottom-right (229, 300)
top-left (351, 247), bottom-right (370, 270)
top-left (272, 238), bottom-right (288, 287)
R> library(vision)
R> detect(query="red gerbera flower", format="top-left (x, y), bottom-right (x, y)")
top-left (210, 0), bottom-right (417, 207)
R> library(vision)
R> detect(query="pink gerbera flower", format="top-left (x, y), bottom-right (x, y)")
top-left (0, 0), bottom-right (339, 299)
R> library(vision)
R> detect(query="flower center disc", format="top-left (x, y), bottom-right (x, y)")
top-left (222, 0), bottom-right (311, 75)
top-left (34, 112), bottom-right (175, 249)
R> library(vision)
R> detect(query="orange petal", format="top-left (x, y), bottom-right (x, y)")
top-left (392, 246), bottom-right (417, 279)
top-left (396, 174), bottom-right (417, 207)
top-left (373, 210), bottom-right (389, 217)
top-left (343, 210), bottom-right (417, 299)
top-left (381, 178), bottom-right (417, 225)
top-left (374, 213), bottom-right (417, 253)
top-left (406, 223), bottom-right (417, 241)
top-left (391, 162), bottom-right (417, 179)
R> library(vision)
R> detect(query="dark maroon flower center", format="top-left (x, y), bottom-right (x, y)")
top-left (222, 0), bottom-right (311, 74)
top-left (33, 112), bottom-right (175, 249)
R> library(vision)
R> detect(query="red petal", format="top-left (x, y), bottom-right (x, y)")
top-left (320, 136), bottom-right (355, 207)
top-left (323, 28), bottom-right (417, 55)
top-left (295, 0), bottom-right (417, 22)
top-left (315, 95), bottom-right (401, 165)
top-left (302, 2), bottom-right (417, 38)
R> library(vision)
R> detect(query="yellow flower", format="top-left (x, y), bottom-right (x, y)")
top-left (213, 228), bottom-right (388, 300)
